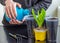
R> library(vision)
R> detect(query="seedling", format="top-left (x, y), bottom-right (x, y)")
top-left (32, 8), bottom-right (46, 41)
top-left (32, 8), bottom-right (46, 28)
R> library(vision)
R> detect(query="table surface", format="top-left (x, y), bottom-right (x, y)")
top-left (0, 26), bottom-right (60, 43)
top-left (15, 38), bottom-right (56, 43)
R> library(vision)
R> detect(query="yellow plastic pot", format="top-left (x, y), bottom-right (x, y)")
top-left (34, 28), bottom-right (47, 41)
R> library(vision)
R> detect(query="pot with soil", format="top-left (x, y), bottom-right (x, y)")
top-left (33, 27), bottom-right (47, 41)
top-left (32, 8), bottom-right (46, 41)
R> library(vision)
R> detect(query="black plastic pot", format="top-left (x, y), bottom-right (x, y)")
top-left (46, 17), bottom-right (58, 43)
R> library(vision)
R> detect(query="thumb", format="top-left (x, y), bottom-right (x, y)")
top-left (16, 3), bottom-right (21, 8)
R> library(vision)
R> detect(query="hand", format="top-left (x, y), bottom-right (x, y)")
top-left (9, 19), bottom-right (23, 24)
top-left (5, 0), bottom-right (21, 19)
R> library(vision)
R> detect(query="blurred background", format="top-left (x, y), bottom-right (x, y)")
top-left (0, 0), bottom-right (60, 43)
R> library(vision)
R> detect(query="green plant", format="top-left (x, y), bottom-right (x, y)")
top-left (32, 8), bottom-right (46, 28)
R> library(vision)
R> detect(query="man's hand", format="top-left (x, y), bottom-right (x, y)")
top-left (9, 19), bottom-right (23, 24)
top-left (5, 0), bottom-right (21, 19)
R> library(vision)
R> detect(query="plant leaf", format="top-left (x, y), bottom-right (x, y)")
top-left (32, 8), bottom-right (46, 27)
top-left (32, 9), bottom-right (40, 26)
top-left (38, 8), bottom-right (46, 27)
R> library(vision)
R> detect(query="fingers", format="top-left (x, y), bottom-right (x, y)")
top-left (5, 7), bottom-right (12, 19)
top-left (5, 0), bottom-right (22, 20)
top-left (16, 3), bottom-right (21, 8)
top-left (15, 20), bottom-right (23, 24)
top-left (5, 4), bottom-right (16, 19)
top-left (9, 19), bottom-right (23, 24)
top-left (9, 3), bottom-right (21, 19)
top-left (9, 4), bottom-right (16, 19)
top-left (12, 4), bottom-right (17, 18)
top-left (9, 19), bottom-right (17, 24)
top-left (5, 1), bottom-right (17, 19)
top-left (9, 20), bottom-right (13, 24)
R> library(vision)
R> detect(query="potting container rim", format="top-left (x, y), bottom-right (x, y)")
top-left (34, 29), bottom-right (47, 32)
top-left (45, 17), bottom-right (58, 21)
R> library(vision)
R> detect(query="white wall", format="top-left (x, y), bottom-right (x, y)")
top-left (46, 0), bottom-right (60, 17)
top-left (0, 4), bottom-right (5, 25)
top-left (0, 4), bottom-right (8, 43)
